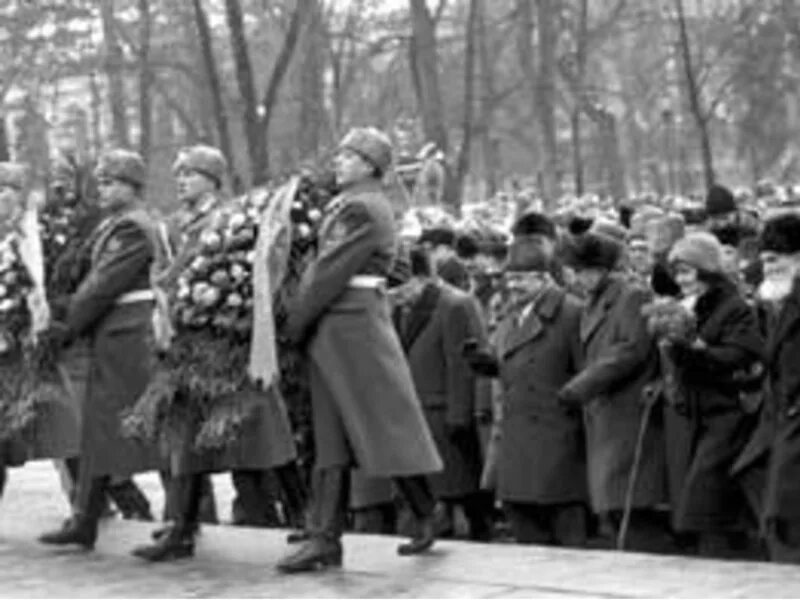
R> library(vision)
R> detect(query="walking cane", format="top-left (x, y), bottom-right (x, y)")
top-left (616, 381), bottom-right (660, 551)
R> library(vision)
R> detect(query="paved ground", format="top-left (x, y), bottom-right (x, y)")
top-left (0, 462), bottom-right (798, 598)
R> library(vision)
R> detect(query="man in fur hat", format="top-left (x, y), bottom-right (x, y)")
top-left (558, 231), bottom-right (667, 550)
top-left (748, 214), bottom-right (800, 562)
top-left (464, 212), bottom-right (589, 546)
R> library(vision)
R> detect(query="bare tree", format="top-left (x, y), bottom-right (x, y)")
top-left (224, 0), bottom-right (262, 179)
top-left (138, 0), bottom-right (153, 156)
top-left (99, 0), bottom-right (130, 147)
top-left (409, 0), bottom-right (448, 152)
top-left (298, 0), bottom-right (326, 159)
top-left (191, 0), bottom-right (236, 185)
top-left (674, 0), bottom-right (715, 188)
top-left (451, 0), bottom-right (479, 211)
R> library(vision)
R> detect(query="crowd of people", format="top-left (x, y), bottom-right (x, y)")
top-left (0, 123), bottom-right (800, 574)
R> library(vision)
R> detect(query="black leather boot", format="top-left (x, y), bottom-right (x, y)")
top-left (132, 524), bottom-right (195, 562)
top-left (39, 476), bottom-right (107, 550)
top-left (276, 536), bottom-right (342, 573)
top-left (277, 467), bottom-right (347, 574)
top-left (395, 476), bottom-right (442, 556)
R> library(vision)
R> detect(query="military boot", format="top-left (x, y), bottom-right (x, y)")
top-left (276, 536), bottom-right (342, 573)
top-left (38, 516), bottom-right (98, 550)
top-left (132, 524), bottom-right (195, 562)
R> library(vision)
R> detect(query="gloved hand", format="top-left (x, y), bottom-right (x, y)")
top-left (556, 385), bottom-right (581, 408)
top-left (462, 339), bottom-right (500, 378)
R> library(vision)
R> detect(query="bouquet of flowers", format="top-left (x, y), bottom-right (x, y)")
top-left (0, 235), bottom-right (62, 443)
top-left (123, 170), bottom-right (333, 453)
top-left (642, 297), bottom-right (697, 343)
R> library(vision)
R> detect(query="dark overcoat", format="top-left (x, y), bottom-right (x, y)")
top-left (403, 282), bottom-right (485, 498)
top-left (288, 180), bottom-right (442, 477)
top-left (763, 283), bottom-right (800, 522)
top-left (670, 280), bottom-right (763, 532)
top-left (561, 275), bottom-right (666, 513)
top-left (63, 208), bottom-right (162, 478)
top-left (495, 285), bottom-right (587, 504)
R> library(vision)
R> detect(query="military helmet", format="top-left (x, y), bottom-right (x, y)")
top-left (172, 144), bottom-right (228, 188)
top-left (94, 149), bottom-right (146, 188)
top-left (338, 127), bottom-right (393, 175)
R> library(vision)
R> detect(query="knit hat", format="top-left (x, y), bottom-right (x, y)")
top-left (668, 232), bottom-right (724, 274)
top-left (94, 149), bottom-right (146, 188)
top-left (0, 162), bottom-right (28, 191)
top-left (172, 145), bottom-right (228, 187)
top-left (339, 127), bottom-right (393, 174)
top-left (565, 232), bottom-right (622, 271)
top-left (512, 211), bottom-right (556, 239)
top-left (705, 184), bottom-right (736, 217)
top-left (760, 214), bottom-right (800, 255)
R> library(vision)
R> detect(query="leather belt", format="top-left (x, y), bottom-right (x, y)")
top-left (348, 275), bottom-right (386, 289)
top-left (116, 289), bottom-right (156, 305)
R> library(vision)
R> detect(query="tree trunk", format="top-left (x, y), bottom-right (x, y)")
top-left (450, 0), bottom-right (479, 214)
top-left (257, 1), bottom-right (307, 182)
top-left (476, 0), bottom-right (497, 196)
top-left (298, 0), bottom-right (325, 160)
top-left (138, 0), bottom-right (152, 157)
top-left (674, 0), bottom-right (715, 188)
top-left (224, 0), bottom-right (261, 183)
top-left (99, 0), bottom-right (130, 148)
top-left (192, 0), bottom-right (236, 188)
top-left (571, 0), bottom-right (589, 195)
top-left (409, 0), bottom-right (448, 152)
top-left (89, 71), bottom-right (102, 156)
top-left (535, 0), bottom-right (560, 205)
top-left (0, 117), bottom-right (9, 162)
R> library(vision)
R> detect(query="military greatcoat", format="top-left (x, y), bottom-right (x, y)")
top-left (287, 180), bottom-right (442, 477)
top-left (63, 207), bottom-right (162, 478)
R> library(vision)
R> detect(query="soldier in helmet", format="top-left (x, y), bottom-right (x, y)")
top-left (38, 149), bottom-right (164, 551)
top-left (132, 144), bottom-right (305, 562)
top-left (277, 127), bottom-right (444, 573)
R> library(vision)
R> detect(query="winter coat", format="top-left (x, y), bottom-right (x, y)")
top-left (763, 283), bottom-right (800, 521)
top-left (63, 208), bottom-right (162, 478)
top-left (562, 274), bottom-right (666, 513)
top-left (670, 278), bottom-right (763, 532)
top-left (495, 285), bottom-right (587, 504)
top-left (288, 180), bottom-right (442, 477)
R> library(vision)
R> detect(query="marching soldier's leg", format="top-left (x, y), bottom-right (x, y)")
top-left (277, 466), bottom-right (347, 573)
top-left (107, 478), bottom-right (154, 521)
top-left (132, 473), bottom-right (202, 562)
top-left (274, 461), bottom-right (309, 529)
top-left (39, 474), bottom-right (109, 549)
top-left (393, 475), bottom-right (443, 556)
top-left (231, 469), bottom-right (281, 526)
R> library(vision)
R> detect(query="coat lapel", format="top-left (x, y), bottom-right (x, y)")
top-left (501, 287), bottom-right (563, 358)
top-left (580, 277), bottom-right (622, 344)
top-left (400, 283), bottom-right (442, 352)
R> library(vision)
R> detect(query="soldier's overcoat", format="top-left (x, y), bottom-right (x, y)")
top-left (64, 207), bottom-right (162, 478)
top-left (288, 180), bottom-right (442, 477)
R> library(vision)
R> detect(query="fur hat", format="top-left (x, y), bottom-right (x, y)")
top-left (567, 215), bottom-right (594, 236)
top-left (512, 211), bottom-right (556, 239)
top-left (705, 184), bottom-right (736, 217)
top-left (173, 145), bottom-right (228, 187)
top-left (94, 149), bottom-right (146, 188)
top-left (565, 231), bottom-right (622, 271)
top-left (668, 232), bottom-right (724, 273)
top-left (0, 162), bottom-right (28, 191)
top-left (760, 214), bottom-right (800, 255)
top-left (455, 233), bottom-right (480, 259)
top-left (339, 127), bottom-right (393, 174)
